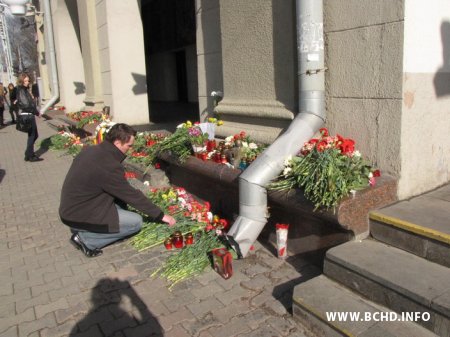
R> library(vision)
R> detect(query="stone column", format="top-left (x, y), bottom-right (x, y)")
top-left (214, 0), bottom-right (297, 143)
top-left (51, 0), bottom-right (86, 111)
top-left (196, 0), bottom-right (223, 121)
top-left (95, 0), bottom-right (149, 125)
top-left (77, 0), bottom-right (103, 111)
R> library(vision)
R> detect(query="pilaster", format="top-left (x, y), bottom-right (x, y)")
top-left (77, 0), bottom-right (104, 111)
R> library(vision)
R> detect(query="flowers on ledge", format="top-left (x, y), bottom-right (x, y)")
top-left (66, 110), bottom-right (108, 129)
top-left (269, 128), bottom-right (380, 210)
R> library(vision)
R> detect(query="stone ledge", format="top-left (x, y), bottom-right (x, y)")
top-left (124, 153), bottom-right (398, 261)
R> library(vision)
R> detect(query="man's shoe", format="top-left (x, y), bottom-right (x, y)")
top-left (26, 156), bottom-right (43, 162)
top-left (70, 233), bottom-right (103, 257)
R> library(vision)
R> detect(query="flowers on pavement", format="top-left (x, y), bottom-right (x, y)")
top-left (128, 185), bottom-right (231, 289)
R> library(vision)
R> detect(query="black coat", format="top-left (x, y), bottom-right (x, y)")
top-left (16, 86), bottom-right (38, 115)
top-left (59, 141), bottom-right (164, 233)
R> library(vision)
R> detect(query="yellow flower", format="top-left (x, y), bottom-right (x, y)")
top-left (217, 120), bottom-right (224, 126)
top-left (186, 120), bottom-right (192, 127)
top-left (162, 194), bottom-right (168, 200)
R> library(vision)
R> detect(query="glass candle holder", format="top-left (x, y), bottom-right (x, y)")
top-left (164, 238), bottom-right (173, 250)
top-left (172, 231), bottom-right (184, 248)
top-left (185, 232), bottom-right (194, 245)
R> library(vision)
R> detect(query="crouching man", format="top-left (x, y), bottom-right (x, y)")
top-left (59, 123), bottom-right (175, 257)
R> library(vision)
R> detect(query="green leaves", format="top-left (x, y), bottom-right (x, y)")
top-left (146, 127), bottom-right (192, 165)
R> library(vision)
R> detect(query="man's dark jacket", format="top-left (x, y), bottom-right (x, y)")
top-left (59, 141), bottom-right (163, 233)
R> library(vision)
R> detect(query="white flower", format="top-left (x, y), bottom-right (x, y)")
top-left (353, 150), bottom-right (361, 157)
top-left (138, 132), bottom-right (144, 136)
top-left (350, 189), bottom-right (356, 198)
top-left (242, 141), bottom-right (248, 148)
top-left (249, 142), bottom-right (258, 149)
top-left (207, 212), bottom-right (213, 222)
top-left (368, 172), bottom-right (373, 179)
top-left (284, 155), bottom-right (293, 166)
top-left (210, 90), bottom-right (223, 97)
top-left (143, 181), bottom-right (150, 186)
top-left (176, 123), bottom-right (185, 129)
top-left (283, 167), bottom-right (292, 177)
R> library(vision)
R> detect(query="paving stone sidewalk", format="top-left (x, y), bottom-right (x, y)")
top-left (0, 117), bottom-right (319, 337)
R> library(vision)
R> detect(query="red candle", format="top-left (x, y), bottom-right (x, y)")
top-left (207, 140), bottom-right (216, 152)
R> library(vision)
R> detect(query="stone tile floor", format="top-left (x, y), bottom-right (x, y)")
top-left (0, 118), bottom-right (319, 337)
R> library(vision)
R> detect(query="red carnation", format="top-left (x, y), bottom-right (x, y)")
top-left (339, 139), bottom-right (355, 155)
top-left (319, 128), bottom-right (329, 137)
top-left (317, 141), bottom-right (328, 152)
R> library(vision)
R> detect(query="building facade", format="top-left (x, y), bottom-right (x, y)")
top-left (36, 0), bottom-right (449, 200)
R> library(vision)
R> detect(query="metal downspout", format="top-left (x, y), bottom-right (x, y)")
top-left (39, 0), bottom-right (59, 115)
top-left (226, 0), bottom-right (326, 258)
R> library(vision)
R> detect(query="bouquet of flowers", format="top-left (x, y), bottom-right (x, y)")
top-left (269, 128), bottom-right (380, 210)
top-left (93, 119), bottom-right (116, 144)
top-left (128, 132), bottom-right (166, 166)
top-left (188, 125), bottom-right (208, 151)
top-left (44, 131), bottom-right (87, 157)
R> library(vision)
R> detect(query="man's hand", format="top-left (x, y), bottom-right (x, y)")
top-left (162, 214), bottom-right (176, 226)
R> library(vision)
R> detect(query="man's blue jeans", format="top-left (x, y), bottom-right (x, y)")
top-left (75, 205), bottom-right (142, 250)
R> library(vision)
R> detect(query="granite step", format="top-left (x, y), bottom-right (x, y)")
top-left (369, 185), bottom-right (450, 268)
top-left (46, 119), bottom-right (70, 132)
top-left (324, 240), bottom-right (450, 336)
top-left (292, 274), bottom-right (438, 337)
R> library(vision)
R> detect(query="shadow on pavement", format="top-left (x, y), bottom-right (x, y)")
top-left (0, 169), bottom-right (5, 183)
top-left (69, 278), bottom-right (163, 337)
top-left (272, 263), bottom-right (322, 314)
top-left (35, 137), bottom-right (52, 157)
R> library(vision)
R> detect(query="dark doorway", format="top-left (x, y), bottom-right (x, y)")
top-left (141, 0), bottom-right (199, 124)
top-left (176, 50), bottom-right (188, 102)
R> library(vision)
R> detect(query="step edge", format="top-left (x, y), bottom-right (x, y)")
top-left (369, 212), bottom-right (450, 245)
top-left (293, 294), bottom-right (360, 337)
top-left (324, 257), bottom-right (433, 310)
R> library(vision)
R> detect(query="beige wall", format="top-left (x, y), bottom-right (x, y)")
top-left (95, 0), bottom-right (149, 125)
top-left (325, 0), bottom-right (405, 180)
top-left (399, 0), bottom-right (450, 198)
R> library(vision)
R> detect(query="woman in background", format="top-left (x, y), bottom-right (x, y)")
top-left (0, 83), bottom-right (5, 127)
top-left (8, 83), bottom-right (17, 124)
top-left (16, 73), bottom-right (43, 162)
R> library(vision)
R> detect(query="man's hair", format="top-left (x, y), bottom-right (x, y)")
top-left (104, 123), bottom-right (137, 144)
